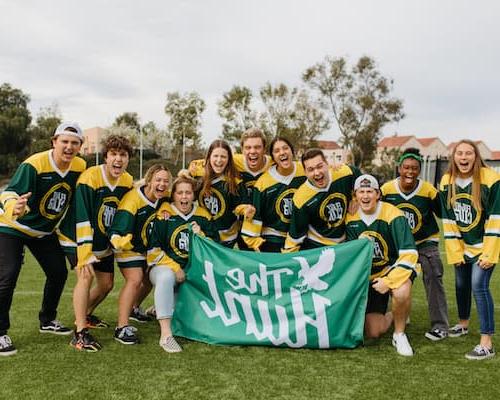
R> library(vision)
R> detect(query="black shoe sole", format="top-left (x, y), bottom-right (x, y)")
top-left (114, 337), bottom-right (139, 345)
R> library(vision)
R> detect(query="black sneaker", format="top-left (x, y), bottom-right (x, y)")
top-left (86, 314), bottom-right (110, 329)
top-left (70, 329), bottom-right (102, 352)
top-left (0, 334), bottom-right (17, 356)
top-left (465, 345), bottom-right (495, 360)
top-left (129, 306), bottom-right (153, 323)
top-left (39, 320), bottom-right (72, 335)
top-left (425, 328), bottom-right (448, 341)
top-left (114, 325), bottom-right (139, 345)
top-left (448, 324), bottom-right (469, 337)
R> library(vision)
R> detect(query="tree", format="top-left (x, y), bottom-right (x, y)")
top-left (368, 147), bottom-right (402, 184)
top-left (258, 83), bottom-right (329, 154)
top-left (113, 112), bottom-right (141, 131)
top-left (29, 104), bottom-right (62, 154)
top-left (259, 82), bottom-right (297, 140)
top-left (290, 90), bottom-right (330, 153)
top-left (217, 85), bottom-right (257, 147)
top-left (164, 92), bottom-right (205, 168)
top-left (142, 120), bottom-right (174, 160)
top-left (303, 56), bottom-right (404, 169)
top-left (0, 83), bottom-right (32, 175)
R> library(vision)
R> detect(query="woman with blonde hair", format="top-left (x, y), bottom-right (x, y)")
top-left (147, 176), bottom-right (216, 352)
top-left (109, 163), bottom-right (171, 345)
top-left (440, 140), bottom-right (500, 360)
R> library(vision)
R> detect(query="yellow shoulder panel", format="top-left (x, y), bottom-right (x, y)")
top-left (480, 167), bottom-right (500, 188)
top-left (24, 151), bottom-right (52, 174)
top-left (293, 182), bottom-right (317, 209)
top-left (254, 171), bottom-right (277, 192)
top-left (379, 201), bottom-right (404, 224)
top-left (77, 165), bottom-right (102, 188)
top-left (380, 180), bottom-right (398, 196)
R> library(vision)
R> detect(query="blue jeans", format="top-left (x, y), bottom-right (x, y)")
top-left (455, 261), bottom-right (495, 335)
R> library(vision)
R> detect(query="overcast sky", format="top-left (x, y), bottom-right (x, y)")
top-left (1, 0), bottom-right (499, 150)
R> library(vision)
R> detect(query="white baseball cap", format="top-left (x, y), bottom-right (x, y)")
top-left (54, 122), bottom-right (84, 143)
top-left (354, 174), bottom-right (379, 191)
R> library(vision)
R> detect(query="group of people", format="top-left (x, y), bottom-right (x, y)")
top-left (0, 124), bottom-right (498, 360)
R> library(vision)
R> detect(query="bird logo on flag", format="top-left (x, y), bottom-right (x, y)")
top-left (294, 249), bottom-right (335, 293)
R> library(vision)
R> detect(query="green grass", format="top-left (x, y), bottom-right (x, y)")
top-left (1, 251), bottom-right (499, 400)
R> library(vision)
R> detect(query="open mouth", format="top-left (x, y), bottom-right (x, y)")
top-left (247, 155), bottom-right (259, 166)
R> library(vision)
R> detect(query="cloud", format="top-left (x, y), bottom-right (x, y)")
top-left (1, 0), bottom-right (499, 149)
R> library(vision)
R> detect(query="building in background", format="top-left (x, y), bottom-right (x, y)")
top-left (81, 127), bottom-right (105, 156)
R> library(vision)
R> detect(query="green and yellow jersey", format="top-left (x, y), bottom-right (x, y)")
top-left (75, 165), bottom-right (133, 267)
top-left (241, 162), bottom-right (306, 249)
top-left (108, 186), bottom-right (168, 267)
top-left (381, 178), bottom-right (441, 250)
top-left (198, 176), bottom-right (246, 247)
top-left (346, 201), bottom-right (419, 289)
top-left (0, 150), bottom-right (85, 238)
top-left (284, 164), bottom-right (360, 251)
top-left (147, 202), bottom-right (216, 272)
top-left (439, 168), bottom-right (500, 265)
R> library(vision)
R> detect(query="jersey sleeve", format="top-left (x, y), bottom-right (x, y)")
top-left (283, 198), bottom-right (308, 252)
top-left (108, 192), bottom-right (138, 251)
top-left (382, 215), bottom-right (419, 289)
top-left (240, 182), bottom-right (265, 250)
top-left (0, 163), bottom-right (37, 219)
top-left (75, 181), bottom-right (98, 267)
top-left (482, 177), bottom-right (500, 264)
top-left (439, 178), bottom-right (465, 265)
top-left (146, 218), bottom-right (182, 273)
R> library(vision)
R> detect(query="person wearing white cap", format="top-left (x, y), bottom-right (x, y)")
top-left (346, 174), bottom-right (419, 356)
top-left (0, 122), bottom-right (85, 356)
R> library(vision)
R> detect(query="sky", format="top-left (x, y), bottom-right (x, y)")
top-left (1, 0), bottom-right (499, 150)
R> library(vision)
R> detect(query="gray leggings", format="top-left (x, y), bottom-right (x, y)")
top-left (149, 267), bottom-right (176, 319)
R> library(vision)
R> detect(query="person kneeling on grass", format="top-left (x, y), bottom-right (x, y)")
top-left (147, 176), bottom-right (217, 353)
top-left (346, 174), bottom-right (419, 357)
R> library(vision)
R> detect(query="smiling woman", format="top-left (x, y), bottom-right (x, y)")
top-left (440, 139), bottom-right (500, 360)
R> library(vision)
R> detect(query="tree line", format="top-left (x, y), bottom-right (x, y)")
top-left (0, 55), bottom-right (403, 179)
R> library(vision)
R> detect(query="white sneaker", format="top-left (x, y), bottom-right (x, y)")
top-left (159, 336), bottom-right (182, 353)
top-left (392, 332), bottom-right (414, 356)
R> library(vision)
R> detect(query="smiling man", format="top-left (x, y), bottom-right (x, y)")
top-left (381, 148), bottom-right (449, 342)
top-left (0, 122), bottom-right (85, 356)
top-left (283, 148), bottom-right (360, 252)
top-left (70, 135), bottom-right (133, 352)
top-left (346, 174), bottom-right (418, 356)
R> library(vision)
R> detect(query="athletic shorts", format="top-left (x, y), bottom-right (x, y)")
top-left (366, 271), bottom-right (417, 314)
top-left (366, 285), bottom-right (390, 314)
top-left (115, 250), bottom-right (147, 269)
top-left (93, 254), bottom-right (115, 273)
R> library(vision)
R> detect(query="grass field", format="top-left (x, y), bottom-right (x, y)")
top-left (1, 250), bottom-right (499, 400)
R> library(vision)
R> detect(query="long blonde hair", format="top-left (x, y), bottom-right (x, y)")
top-left (446, 139), bottom-right (486, 212)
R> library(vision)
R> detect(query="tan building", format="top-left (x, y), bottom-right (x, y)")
top-left (416, 137), bottom-right (448, 158)
top-left (374, 135), bottom-right (421, 165)
top-left (81, 127), bottom-right (105, 155)
top-left (316, 140), bottom-right (351, 164)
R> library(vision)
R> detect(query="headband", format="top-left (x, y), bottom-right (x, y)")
top-left (398, 153), bottom-right (423, 165)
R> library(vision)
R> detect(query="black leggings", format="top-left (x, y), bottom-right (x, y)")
top-left (0, 232), bottom-right (67, 334)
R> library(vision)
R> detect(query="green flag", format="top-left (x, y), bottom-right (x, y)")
top-left (173, 234), bottom-right (372, 349)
